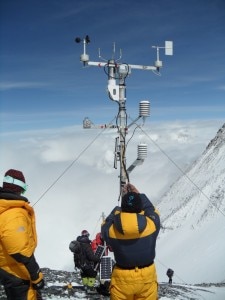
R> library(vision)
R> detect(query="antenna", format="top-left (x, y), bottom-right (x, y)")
top-left (75, 36), bottom-right (173, 200)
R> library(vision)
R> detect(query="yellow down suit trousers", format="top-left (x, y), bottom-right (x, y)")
top-left (110, 263), bottom-right (158, 300)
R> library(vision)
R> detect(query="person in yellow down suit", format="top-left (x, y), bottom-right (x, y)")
top-left (101, 183), bottom-right (160, 300)
top-left (0, 169), bottom-right (45, 300)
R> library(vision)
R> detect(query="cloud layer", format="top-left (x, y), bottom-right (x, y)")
top-left (0, 120), bottom-right (223, 272)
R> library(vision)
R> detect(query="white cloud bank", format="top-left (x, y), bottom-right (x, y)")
top-left (0, 119), bottom-right (223, 281)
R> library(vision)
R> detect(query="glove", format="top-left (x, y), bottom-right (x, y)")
top-left (33, 278), bottom-right (45, 290)
top-left (32, 272), bottom-right (45, 290)
top-left (123, 183), bottom-right (139, 194)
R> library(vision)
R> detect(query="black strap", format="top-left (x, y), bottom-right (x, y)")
top-left (116, 261), bottom-right (153, 270)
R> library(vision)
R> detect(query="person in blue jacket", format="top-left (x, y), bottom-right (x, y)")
top-left (101, 183), bottom-right (160, 300)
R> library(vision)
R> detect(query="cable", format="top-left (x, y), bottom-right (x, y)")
top-left (126, 125), bottom-right (139, 148)
top-left (32, 123), bottom-right (113, 207)
top-left (91, 215), bottom-right (103, 239)
top-left (156, 258), bottom-right (186, 284)
top-left (128, 117), bottom-right (225, 218)
top-left (156, 259), bottom-right (207, 300)
top-left (121, 125), bottom-right (140, 186)
top-left (152, 69), bottom-right (161, 76)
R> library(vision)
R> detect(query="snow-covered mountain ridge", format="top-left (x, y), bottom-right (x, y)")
top-left (158, 123), bottom-right (225, 228)
top-left (156, 123), bottom-right (225, 284)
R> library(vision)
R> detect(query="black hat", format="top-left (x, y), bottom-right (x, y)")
top-left (121, 192), bottom-right (142, 213)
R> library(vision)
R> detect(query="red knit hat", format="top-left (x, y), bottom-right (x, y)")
top-left (3, 169), bottom-right (27, 194)
top-left (81, 230), bottom-right (90, 237)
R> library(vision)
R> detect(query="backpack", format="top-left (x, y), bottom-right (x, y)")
top-left (69, 240), bottom-right (85, 269)
top-left (167, 268), bottom-right (174, 277)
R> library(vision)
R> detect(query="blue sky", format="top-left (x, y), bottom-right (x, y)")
top-left (0, 0), bottom-right (225, 133)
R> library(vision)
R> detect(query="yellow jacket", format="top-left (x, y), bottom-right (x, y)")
top-left (0, 189), bottom-right (41, 283)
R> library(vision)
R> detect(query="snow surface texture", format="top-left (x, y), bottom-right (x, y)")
top-left (1, 268), bottom-right (224, 299)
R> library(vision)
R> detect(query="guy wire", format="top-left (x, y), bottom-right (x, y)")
top-left (128, 118), bottom-right (225, 218)
top-left (32, 117), bottom-right (116, 207)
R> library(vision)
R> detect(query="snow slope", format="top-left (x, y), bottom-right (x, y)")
top-left (157, 124), bottom-right (225, 284)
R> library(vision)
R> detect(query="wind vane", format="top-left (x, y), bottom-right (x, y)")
top-left (75, 35), bottom-right (173, 200)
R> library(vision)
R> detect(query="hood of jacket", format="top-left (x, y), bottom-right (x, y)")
top-left (0, 187), bottom-right (33, 216)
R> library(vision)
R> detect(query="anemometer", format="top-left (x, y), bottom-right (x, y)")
top-left (75, 35), bottom-right (173, 200)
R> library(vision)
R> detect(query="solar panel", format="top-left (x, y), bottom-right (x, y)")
top-left (94, 245), bottom-right (106, 270)
top-left (100, 256), bottom-right (113, 281)
top-left (94, 245), bottom-right (106, 259)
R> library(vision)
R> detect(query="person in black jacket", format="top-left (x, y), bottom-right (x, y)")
top-left (76, 230), bottom-right (99, 292)
top-left (166, 268), bottom-right (174, 284)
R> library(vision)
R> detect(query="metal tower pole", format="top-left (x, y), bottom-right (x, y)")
top-left (107, 59), bottom-right (128, 197)
top-left (118, 75), bottom-right (128, 197)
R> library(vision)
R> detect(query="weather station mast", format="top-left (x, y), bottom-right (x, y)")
top-left (75, 35), bottom-right (173, 201)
